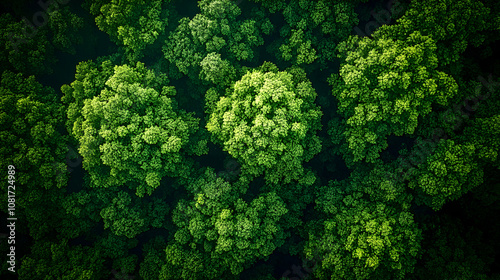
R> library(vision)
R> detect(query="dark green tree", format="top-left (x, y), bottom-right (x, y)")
top-left (0, 7), bottom-right (84, 75)
top-left (139, 236), bottom-right (168, 280)
top-left (261, 0), bottom-right (359, 67)
top-left (163, 0), bottom-right (273, 81)
top-left (47, 7), bottom-right (84, 54)
top-left (162, 168), bottom-right (288, 279)
top-left (305, 179), bottom-right (421, 280)
top-left (374, 0), bottom-right (499, 67)
top-left (18, 239), bottom-right (107, 280)
top-left (397, 77), bottom-right (500, 210)
top-left (0, 70), bottom-right (70, 240)
top-left (85, 0), bottom-right (170, 61)
top-left (0, 14), bottom-right (55, 75)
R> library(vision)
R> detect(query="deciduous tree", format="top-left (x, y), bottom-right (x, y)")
top-left (207, 67), bottom-right (322, 184)
top-left (64, 60), bottom-right (206, 196)
top-left (330, 31), bottom-right (457, 165)
top-left (85, 0), bottom-right (170, 61)
top-left (162, 168), bottom-right (288, 279)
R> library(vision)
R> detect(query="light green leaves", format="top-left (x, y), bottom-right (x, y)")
top-left (199, 52), bottom-right (236, 85)
top-left (208, 67), bottom-right (322, 184)
top-left (330, 31), bottom-right (458, 165)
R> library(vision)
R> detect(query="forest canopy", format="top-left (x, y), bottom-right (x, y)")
top-left (0, 0), bottom-right (499, 279)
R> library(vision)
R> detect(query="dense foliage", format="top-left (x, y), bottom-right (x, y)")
top-left (1, 0), bottom-right (499, 279)
top-left (207, 67), bottom-right (322, 184)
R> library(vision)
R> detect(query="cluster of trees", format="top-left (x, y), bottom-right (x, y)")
top-left (1, 0), bottom-right (499, 279)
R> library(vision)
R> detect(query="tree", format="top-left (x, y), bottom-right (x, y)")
top-left (163, 0), bottom-right (273, 80)
top-left (59, 179), bottom-right (103, 239)
top-left (0, 70), bottom-right (67, 189)
top-left (0, 7), bottom-right (84, 75)
top-left (305, 179), bottom-right (421, 280)
top-left (402, 138), bottom-right (485, 210)
top-left (207, 66), bottom-right (322, 184)
top-left (93, 230), bottom-right (139, 262)
top-left (277, 28), bottom-right (318, 65)
top-left (18, 239), bottom-right (107, 280)
top-left (330, 31), bottom-right (458, 166)
top-left (61, 55), bottom-right (118, 141)
top-left (47, 7), bottom-right (84, 54)
top-left (139, 236), bottom-right (168, 280)
top-left (61, 173), bottom-right (171, 239)
top-left (162, 168), bottom-right (288, 279)
top-left (0, 13), bottom-right (55, 75)
top-left (0, 70), bottom-right (69, 240)
top-left (373, 0), bottom-right (498, 66)
top-left (100, 189), bottom-right (170, 238)
top-left (64, 61), bottom-right (206, 197)
top-left (100, 190), bottom-right (148, 238)
top-left (261, 0), bottom-right (359, 67)
top-left (397, 77), bottom-right (500, 210)
top-left (199, 52), bottom-right (236, 86)
top-left (84, 0), bottom-right (170, 62)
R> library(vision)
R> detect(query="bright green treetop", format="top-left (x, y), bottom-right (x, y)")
top-left (207, 67), bottom-right (322, 184)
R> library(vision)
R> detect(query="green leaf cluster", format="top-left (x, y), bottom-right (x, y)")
top-left (163, 0), bottom-right (273, 80)
top-left (306, 179), bottom-right (421, 280)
